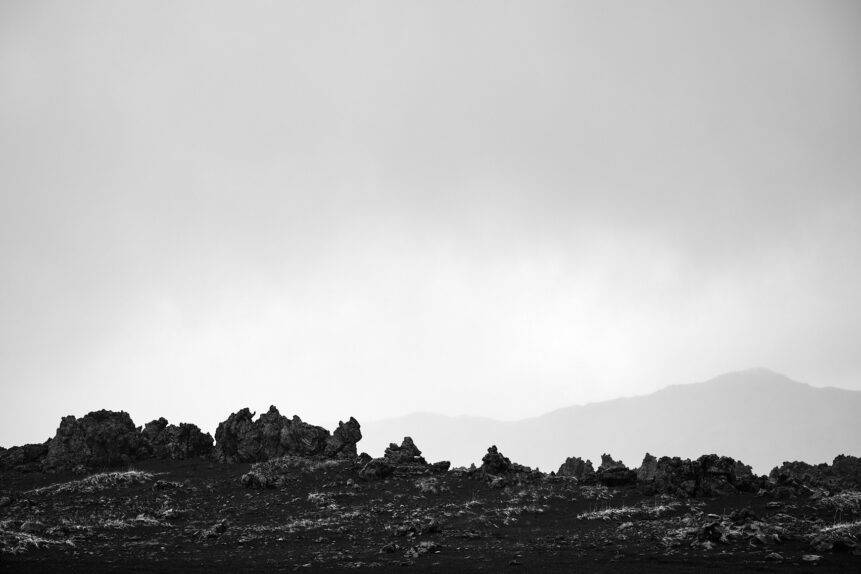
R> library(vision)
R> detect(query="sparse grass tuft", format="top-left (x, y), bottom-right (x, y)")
top-left (415, 478), bottom-right (447, 495)
top-left (100, 514), bottom-right (166, 529)
top-left (577, 500), bottom-right (681, 520)
top-left (820, 519), bottom-right (861, 534)
top-left (818, 491), bottom-right (861, 512)
top-left (0, 520), bottom-right (75, 555)
top-left (579, 485), bottom-right (612, 500)
top-left (242, 456), bottom-right (347, 488)
top-left (26, 470), bottom-right (154, 496)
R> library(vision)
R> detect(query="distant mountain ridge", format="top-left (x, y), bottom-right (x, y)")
top-left (361, 369), bottom-right (861, 474)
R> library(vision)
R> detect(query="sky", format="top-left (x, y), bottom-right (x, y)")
top-left (1, 1), bottom-right (860, 447)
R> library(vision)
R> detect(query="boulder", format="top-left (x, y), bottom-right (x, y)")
top-left (358, 458), bottom-right (394, 481)
top-left (595, 454), bottom-right (636, 486)
top-left (356, 452), bottom-right (373, 467)
top-left (557, 456), bottom-right (596, 481)
top-left (636, 453), bottom-right (658, 482)
top-left (43, 410), bottom-right (142, 470)
top-left (598, 454), bottom-right (626, 471)
top-left (213, 408), bottom-right (260, 463)
top-left (323, 417), bottom-right (362, 458)
top-left (481, 445), bottom-right (512, 474)
top-left (384, 437), bottom-right (427, 465)
top-left (279, 415), bottom-right (330, 457)
top-left (0, 442), bottom-right (50, 472)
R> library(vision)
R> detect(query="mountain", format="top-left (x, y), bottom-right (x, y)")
top-left (360, 369), bottom-right (861, 474)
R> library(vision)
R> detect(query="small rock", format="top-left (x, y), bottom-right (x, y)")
top-left (359, 458), bottom-right (394, 481)
top-left (801, 554), bottom-right (822, 562)
top-left (20, 521), bottom-right (46, 534)
top-left (200, 519), bottom-right (228, 540)
top-left (765, 552), bottom-right (784, 561)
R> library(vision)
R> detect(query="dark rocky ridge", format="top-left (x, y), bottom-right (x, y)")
top-left (1, 408), bottom-right (860, 498)
top-left (0, 407), bottom-right (358, 473)
top-left (212, 406), bottom-right (361, 463)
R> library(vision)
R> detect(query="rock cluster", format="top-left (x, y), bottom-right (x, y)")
top-left (596, 454), bottom-right (637, 486)
top-left (384, 437), bottom-right (426, 465)
top-left (770, 455), bottom-right (861, 490)
top-left (213, 406), bottom-right (361, 463)
top-left (0, 410), bottom-right (213, 472)
top-left (43, 411), bottom-right (143, 470)
top-left (636, 453), bottom-right (756, 496)
top-left (140, 418), bottom-right (214, 460)
top-left (470, 445), bottom-right (542, 487)
top-left (557, 456), bottom-right (595, 481)
top-left (358, 437), bottom-right (450, 481)
top-left (0, 442), bottom-right (50, 473)
top-left (481, 445), bottom-right (512, 474)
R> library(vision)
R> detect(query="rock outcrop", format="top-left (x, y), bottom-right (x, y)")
top-left (1, 410), bottom-right (213, 471)
top-left (596, 454), bottom-right (637, 486)
top-left (43, 410), bottom-right (143, 470)
top-left (385, 437), bottom-right (427, 465)
top-left (637, 453), bottom-right (756, 496)
top-left (636, 453), bottom-right (658, 482)
top-left (481, 445), bottom-right (512, 474)
top-left (213, 406), bottom-right (362, 463)
top-left (471, 445), bottom-right (542, 487)
top-left (557, 456), bottom-right (596, 481)
top-left (140, 418), bottom-right (213, 460)
top-left (324, 418), bottom-right (362, 458)
top-left (0, 442), bottom-right (50, 472)
top-left (770, 455), bottom-right (861, 490)
top-left (358, 458), bottom-right (395, 481)
top-left (355, 437), bottom-right (450, 480)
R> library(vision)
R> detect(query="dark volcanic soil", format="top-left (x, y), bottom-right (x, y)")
top-left (1, 459), bottom-right (858, 573)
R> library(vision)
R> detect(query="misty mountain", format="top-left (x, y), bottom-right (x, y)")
top-left (361, 369), bottom-right (861, 475)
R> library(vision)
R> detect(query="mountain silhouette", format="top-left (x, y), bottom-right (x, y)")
top-left (361, 369), bottom-right (861, 474)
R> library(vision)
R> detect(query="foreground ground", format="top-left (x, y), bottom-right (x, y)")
top-left (1, 458), bottom-right (859, 573)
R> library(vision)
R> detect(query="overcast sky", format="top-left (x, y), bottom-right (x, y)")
top-left (1, 1), bottom-right (860, 446)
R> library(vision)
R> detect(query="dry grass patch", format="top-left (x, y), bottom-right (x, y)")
top-left (26, 470), bottom-right (154, 496)
top-left (578, 500), bottom-right (682, 521)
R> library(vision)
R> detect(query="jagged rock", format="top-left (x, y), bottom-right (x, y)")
top-left (356, 452), bottom-right (373, 467)
top-left (213, 406), bottom-right (358, 463)
top-left (43, 410), bottom-right (142, 470)
top-left (384, 437), bottom-right (427, 465)
top-left (324, 417), bottom-right (362, 458)
top-left (638, 453), bottom-right (755, 496)
top-left (213, 408), bottom-right (260, 463)
top-left (430, 460), bottom-right (451, 473)
top-left (0, 442), bottom-right (50, 472)
top-left (141, 418), bottom-right (213, 460)
top-left (278, 414), bottom-right (330, 457)
top-left (558, 456), bottom-right (596, 481)
top-left (359, 458), bottom-right (394, 481)
top-left (481, 445), bottom-right (512, 474)
top-left (598, 454), bottom-right (626, 471)
top-left (636, 453), bottom-right (658, 482)
top-left (771, 455), bottom-right (861, 490)
top-left (596, 457), bottom-right (636, 487)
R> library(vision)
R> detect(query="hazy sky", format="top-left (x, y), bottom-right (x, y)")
top-left (1, 1), bottom-right (860, 446)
